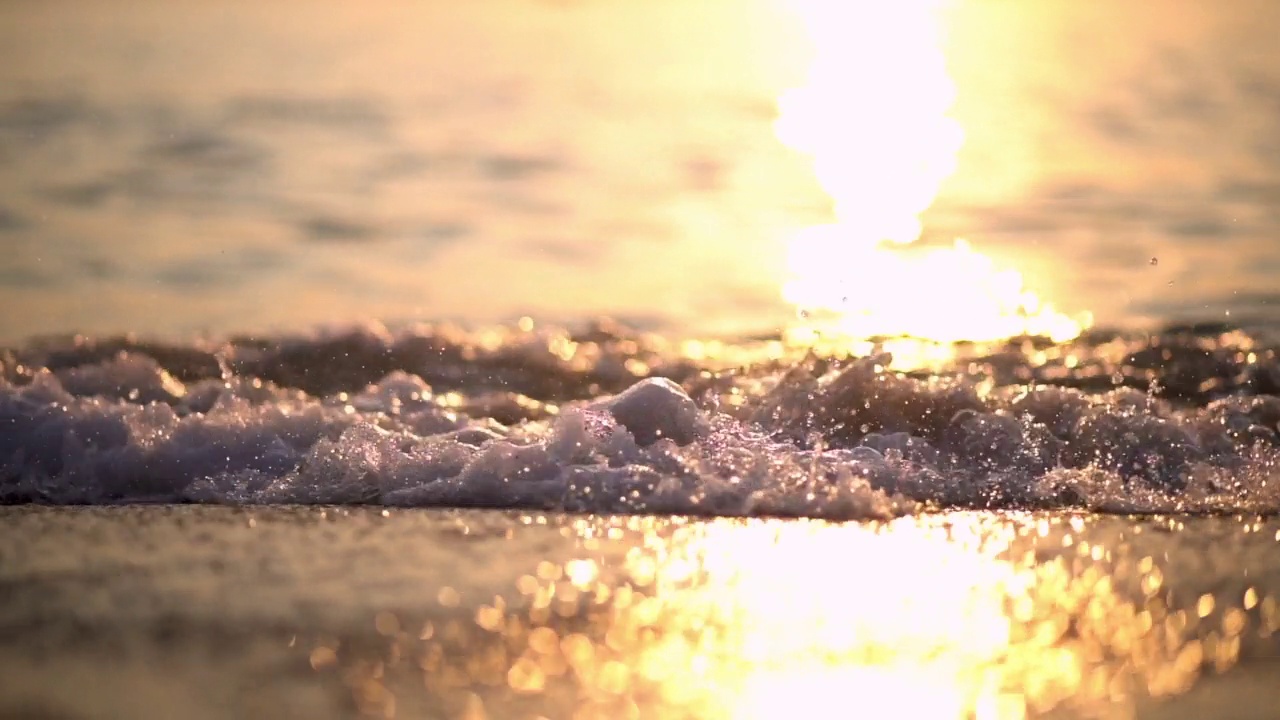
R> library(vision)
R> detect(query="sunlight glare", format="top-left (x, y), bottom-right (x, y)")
top-left (637, 519), bottom-right (1038, 720)
top-left (776, 0), bottom-right (1090, 344)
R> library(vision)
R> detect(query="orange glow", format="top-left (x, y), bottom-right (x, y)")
top-left (681, 520), bottom-right (1023, 719)
top-left (324, 514), bottom-right (1253, 718)
top-left (586, 516), bottom-right (1197, 719)
top-left (777, 0), bottom-right (1091, 344)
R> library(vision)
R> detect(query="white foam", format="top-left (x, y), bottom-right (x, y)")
top-left (5, 327), bottom-right (1280, 517)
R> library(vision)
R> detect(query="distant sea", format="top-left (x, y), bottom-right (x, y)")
top-left (2, 0), bottom-right (1280, 342)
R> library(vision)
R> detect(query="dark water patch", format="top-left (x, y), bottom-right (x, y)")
top-left (41, 181), bottom-right (114, 208)
top-left (363, 151), bottom-right (434, 184)
top-left (971, 208), bottom-right (1061, 236)
top-left (226, 95), bottom-right (389, 135)
top-left (946, 183), bottom-right (1160, 238)
top-left (103, 126), bottom-right (279, 209)
top-left (480, 154), bottom-right (561, 181)
top-left (481, 189), bottom-right (566, 216)
top-left (1137, 48), bottom-right (1220, 125)
top-left (77, 257), bottom-right (118, 280)
top-left (418, 222), bottom-right (468, 244)
top-left (1077, 238), bottom-right (1155, 268)
top-left (1222, 292), bottom-right (1280, 308)
top-left (1087, 104), bottom-right (1144, 144)
top-left (0, 206), bottom-right (25, 232)
top-left (152, 264), bottom-right (223, 290)
top-left (152, 248), bottom-right (288, 289)
top-left (0, 95), bottom-right (93, 139)
top-left (143, 131), bottom-right (268, 172)
top-left (1041, 182), bottom-right (1108, 204)
top-left (0, 268), bottom-right (52, 288)
top-left (299, 216), bottom-right (379, 244)
top-left (1165, 216), bottom-right (1235, 240)
top-left (1216, 180), bottom-right (1280, 204)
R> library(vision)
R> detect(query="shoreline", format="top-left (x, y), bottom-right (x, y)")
top-left (3, 505), bottom-right (1280, 718)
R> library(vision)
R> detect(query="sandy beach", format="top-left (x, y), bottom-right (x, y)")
top-left (3, 505), bottom-right (1279, 719)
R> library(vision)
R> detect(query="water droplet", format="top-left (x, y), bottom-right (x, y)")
top-left (1150, 257), bottom-right (1159, 266)
top-left (797, 309), bottom-right (810, 320)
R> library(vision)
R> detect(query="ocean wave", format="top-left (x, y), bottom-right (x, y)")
top-left (4, 321), bottom-right (1280, 518)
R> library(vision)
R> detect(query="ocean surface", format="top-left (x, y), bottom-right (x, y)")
top-left (6, 0), bottom-right (1280, 717)
top-left (3, 0), bottom-right (1280, 341)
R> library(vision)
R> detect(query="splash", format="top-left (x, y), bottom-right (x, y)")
top-left (776, 0), bottom-right (1089, 344)
top-left (8, 321), bottom-right (1280, 515)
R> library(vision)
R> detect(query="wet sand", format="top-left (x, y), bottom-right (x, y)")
top-left (2, 506), bottom-right (1279, 719)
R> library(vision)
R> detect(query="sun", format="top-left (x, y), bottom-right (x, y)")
top-left (775, 0), bottom-right (1090, 346)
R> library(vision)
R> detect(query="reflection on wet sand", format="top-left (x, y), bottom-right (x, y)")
top-left (314, 512), bottom-right (1280, 719)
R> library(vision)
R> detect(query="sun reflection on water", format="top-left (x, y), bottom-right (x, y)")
top-left (311, 513), bottom-right (1280, 719)
top-left (776, 0), bottom-right (1091, 345)
top-left (674, 519), bottom-right (1025, 719)
top-left (597, 516), bottom-right (1233, 719)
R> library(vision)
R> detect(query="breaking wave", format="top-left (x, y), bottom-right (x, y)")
top-left (4, 320), bottom-right (1280, 518)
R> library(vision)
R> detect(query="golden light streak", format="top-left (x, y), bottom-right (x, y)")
top-left (776, 0), bottom-right (1090, 344)
top-left (324, 514), bottom-right (1249, 718)
top-left (685, 519), bottom-right (1023, 720)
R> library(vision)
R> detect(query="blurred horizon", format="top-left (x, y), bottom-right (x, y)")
top-left (2, 0), bottom-right (1279, 344)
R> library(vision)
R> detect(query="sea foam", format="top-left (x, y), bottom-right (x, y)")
top-left (3, 321), bottom-right (1279, 518)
